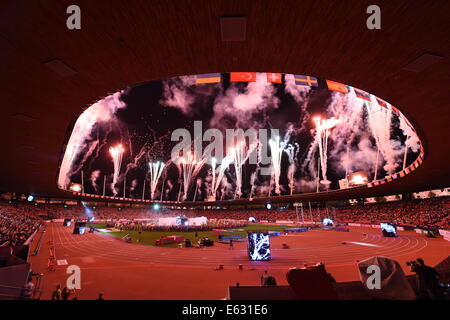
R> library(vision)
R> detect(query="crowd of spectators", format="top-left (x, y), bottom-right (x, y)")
top-left (0, 203), bottom-right (42, 246)
top-left (0, 195), bottom-right (448, 240)
top-left (334, 197), bottom-right (450, 229)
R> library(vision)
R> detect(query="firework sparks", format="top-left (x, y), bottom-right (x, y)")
top-left (229, 139), bottom-right (256, 199)
top-left (268, 136), bottom-right (286, 195)
top-left (366, 102), bottom-right (396, 175)
top-left (313, 117), bottom-right (339, 188)
top-left (177, 151), bottom-right (206, 201)
top-left (210, 155), bottom-right (233, 201)
top-left (109, 144), bottom-right (124, 195)
top-left (148, 161), bottom-right (165, 200)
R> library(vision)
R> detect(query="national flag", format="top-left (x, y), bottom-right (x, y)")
top-left (373, 180), bottom-right (380, 186)
top-left (195, 73), bottom-right (221, 84)
top-left (409, 165), bottom-right (416, 172)
top-left (386, 176), bottom-right (393, 182)
top-left (404, 167), bottom-right (411, 174)
top-left (294, 75), bottom-right (319, 87)
top-left (392, 174), bottom-right (399, 180)
top-left (417, 156), bottom-right (423, 165)
top-left (368, 182), bottom-right (373, 188)
top-left (354, 88), bottom-right (371, 101)
top-left (391, 105), bottom-right (400, 116)
top-left (376, 97), bottom-right (388, 109)
top-left (380, 180), bottom-right (386, 185)
top-left (230, 72), bottom-right (256, 82)
top-left (266, 73), bottom-right (282, 84)
top-left (413, 161), bottom-right (420, 168)
top-left (399, 171), bottom-right (406, 178)
top-left (326, 80), bottom-right (348, 93)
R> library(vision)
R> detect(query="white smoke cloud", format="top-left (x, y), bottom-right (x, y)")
top-left (58, 91), bottom-right (127, 189)
top-left (327, 91), bottom-right (367, 177)
top-left (284, 74), bottom-right (311, 133)
top-left (295, 178), bottom-right (317, 193)
top-left (160, 76), bottom-right (196, 115)
top-left (399, 116), bottom-right (420, 153)
top-left (90, 170), bottom-right (101, 192)
top-left (165, 180), bottom-right (174, 198)
top-left (210, 73), bottom-right (280, 130)
top-left (160, 75), bottom-right (221, 116)
top-left (365, 97), bottom-right (403, 174)
top-left (130, 179), bottom-right (138, 192)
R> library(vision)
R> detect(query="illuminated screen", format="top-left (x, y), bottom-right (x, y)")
top-left (175, 216), bottom-right (188, 226)
top-left (380, 223), bottom-right (397, 234)
top-left (73, 221), bottom-right (87, 234)
top-left (247, 232), bottom-right (271, 261)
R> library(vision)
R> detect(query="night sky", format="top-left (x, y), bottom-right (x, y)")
top-left (66, 73), bottom-right (412, 201)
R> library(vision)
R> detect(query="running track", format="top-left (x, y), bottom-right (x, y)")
top-left (48, 223), bottom-right (434, 268)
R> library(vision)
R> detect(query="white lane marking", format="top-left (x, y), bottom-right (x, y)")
top-left (346, 241), bottom-right (382, 247)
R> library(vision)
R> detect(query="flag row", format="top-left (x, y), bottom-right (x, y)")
top-left (367, 151), bottom-right (425, 188)
top-left (195, 72), bottom-right (402, 116)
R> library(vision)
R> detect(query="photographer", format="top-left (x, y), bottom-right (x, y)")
top-left (408, 258), bottom-right (442, 299)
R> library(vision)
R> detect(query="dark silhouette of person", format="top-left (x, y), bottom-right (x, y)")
top-left (51, 285), bottom-right (62, 300)
top-left (410, 258), bottom-right (442, 299)
top-left (61, 287), bottom-right (71, 300)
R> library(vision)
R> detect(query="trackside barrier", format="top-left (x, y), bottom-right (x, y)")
top-left (344, 223), bottom-right (448, 240)
top-left (31, 227), bottom-right (46, 256)
top-left (439, 229), bottom-right (450, 242)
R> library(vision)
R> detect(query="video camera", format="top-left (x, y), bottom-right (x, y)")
top-left (406, 260), bottom-right (418, 267)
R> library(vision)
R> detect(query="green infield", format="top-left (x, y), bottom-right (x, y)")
top-left (88, 223), bottom-right (299, 247)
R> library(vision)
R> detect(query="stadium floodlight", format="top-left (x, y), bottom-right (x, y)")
top-left (348, 171), bottom-right (368, 186)
top-left (153, 203), bottom-right (161, 210)
top-left (266, 203), bottom-right (272, 210)
top-left (27, 195), bottom-right (34, 202)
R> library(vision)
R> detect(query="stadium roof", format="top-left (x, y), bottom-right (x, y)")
top-left (0, 1), bottom-right (449, 204)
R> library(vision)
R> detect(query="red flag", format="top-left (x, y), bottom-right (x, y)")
top-left (266, 73), bottom-right (282, 83)
top-left (230, 72), bottom-right (256, 82)
top-left (376, 97), bottom-right (388, 108)
top-left (326, 80), bottom-right (348, 93)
